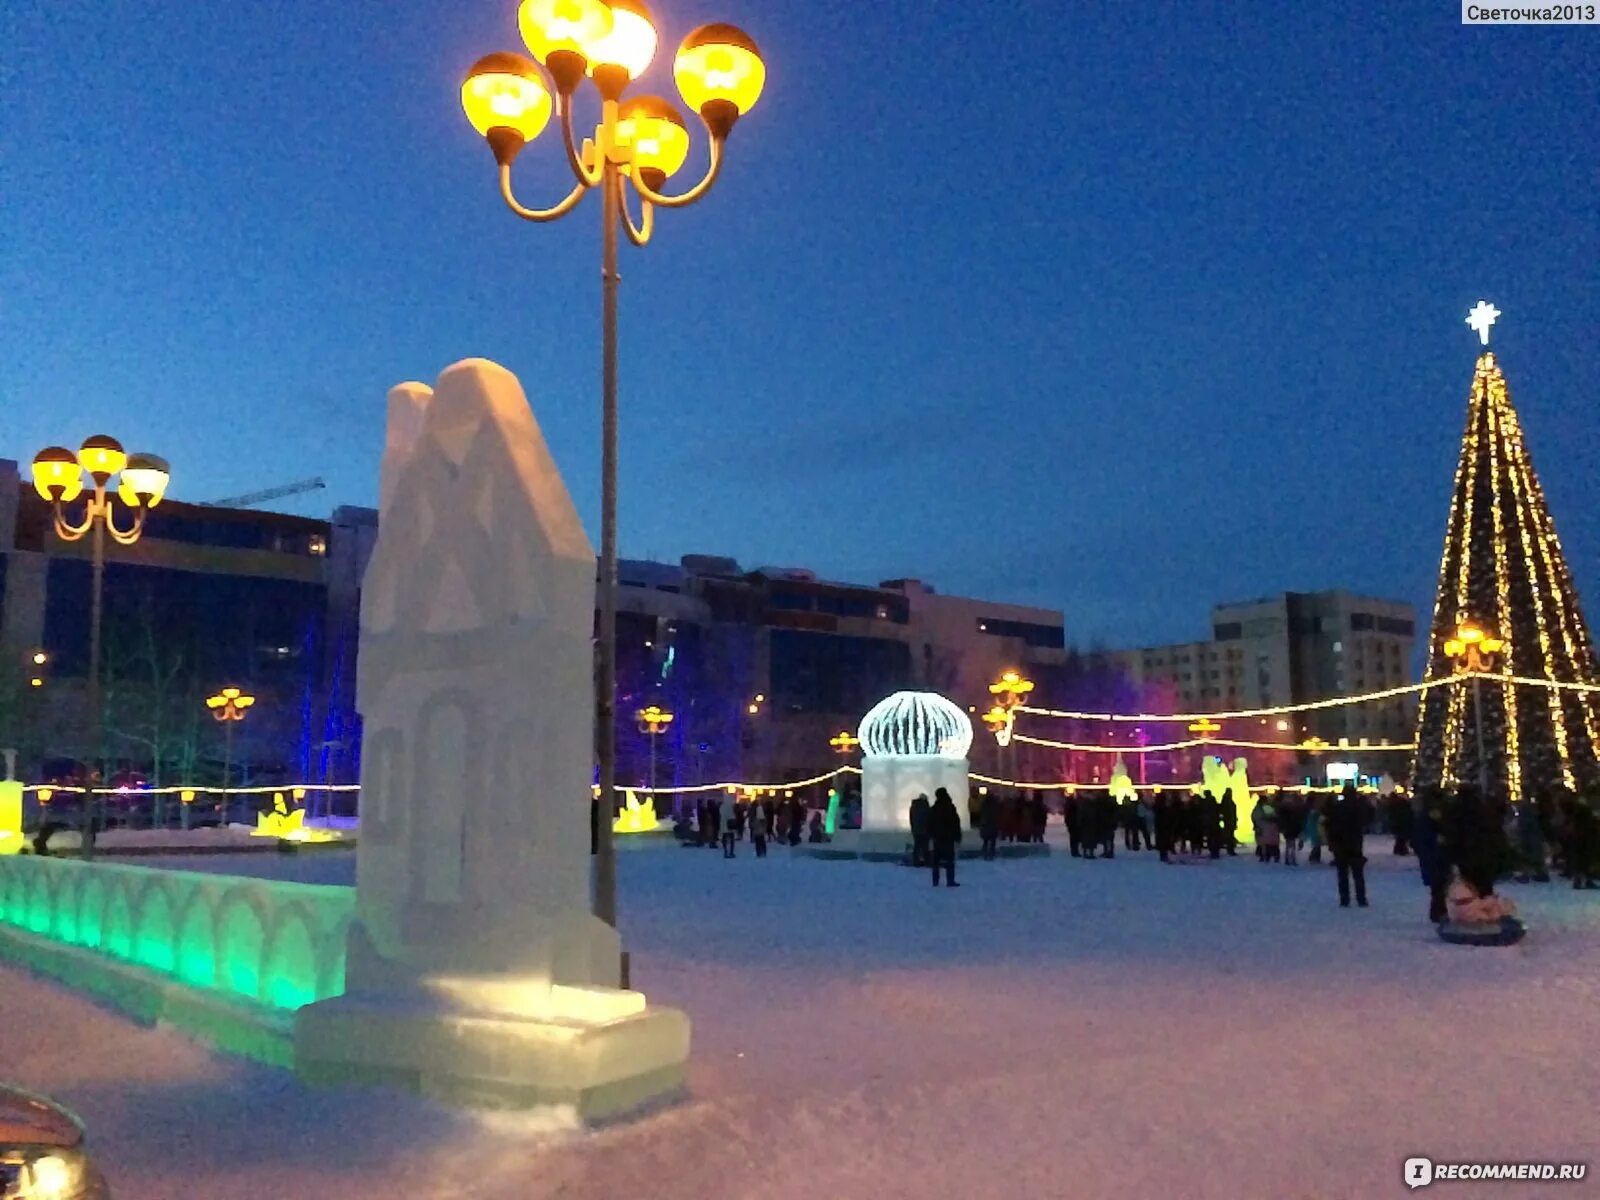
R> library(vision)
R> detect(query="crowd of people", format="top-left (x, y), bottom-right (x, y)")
top-left (642, 774), bottom-right (1600, 924)
top-left (671, 793), bottom-right (828, 858)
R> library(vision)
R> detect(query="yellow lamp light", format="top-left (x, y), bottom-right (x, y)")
top-left (77, 434), bottom-right (127, 481)
top-left (518, 0), bottom-right (614, 68)
top-left (38, 788), bottom-right (53, 805)
top-left (674, 23), bottom-right (765, 135)
top-left (586, 0), bottom-right (658, 80)
top-left (615, 96), bottom-right (689, 189)
top-left (117, 452), bottom-right (171, 508)
top-left (180, 789), bottom-right (195, 805)
top-left (32, 446), bottom-right (83, 503)
top-left (463, 52), bottom-right (553, 162)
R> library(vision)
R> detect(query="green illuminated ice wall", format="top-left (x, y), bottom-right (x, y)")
top-left (0, 856), bottom-right (351, 1010)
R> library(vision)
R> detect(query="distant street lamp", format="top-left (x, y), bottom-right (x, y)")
top-left (989, 670), bottom-right (1035, 710)
top-left (988, 670), bottom-right (1033, 780)
top-left (635, 703), bottom-right (673, 798)
top-left (206, 686), bottom-right (255, 826)
top-left (1444, 617), bottom-right (1507, 796)
top-left (828, 730), bottom-right (860, 757)
top-left (461, 1), bottom-right (766, 933)
top-left (32, 437), bottom-right (170, 859)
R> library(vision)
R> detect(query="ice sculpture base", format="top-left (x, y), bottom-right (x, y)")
top-left (858, 755), bottom-right (971, 836)
top-left (295, 983), bottom-right (690, 1119)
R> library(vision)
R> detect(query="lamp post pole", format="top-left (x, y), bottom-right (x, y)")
top-left (85, 514), bottom-right (107, 852)
top-left (595, 149), bottom-right (622, 925)
top-left (222, 720), bottom-right (235, 825)
top-left (462, 5), bottom-right (767, 931)
top-left (1472, 673), bottom-right (1488, 798)
top-left (206, 687), bottom-right (255, 827)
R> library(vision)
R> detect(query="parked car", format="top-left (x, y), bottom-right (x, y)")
top-left (0, 1085), bottom-right (108, 1198)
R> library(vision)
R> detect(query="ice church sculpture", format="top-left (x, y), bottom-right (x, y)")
top-left (294, 359), bottom-right (689, 1117)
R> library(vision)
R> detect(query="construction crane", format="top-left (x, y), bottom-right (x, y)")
top-left (207, 477), bottom-right (327, 509)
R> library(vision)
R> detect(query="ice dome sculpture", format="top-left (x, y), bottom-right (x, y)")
top-left (855, 692), bottom-right (972, 846)
top-left (858, 692), bottom-right (974, 759)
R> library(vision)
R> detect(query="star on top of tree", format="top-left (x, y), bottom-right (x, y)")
top-left (1466, 300), bottom-right (1501, 346)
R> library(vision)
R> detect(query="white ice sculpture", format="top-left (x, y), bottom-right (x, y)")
top-left (295, 359), bottom-right (689, 1117)
top-left (856, 692), bottom-right (972, 851)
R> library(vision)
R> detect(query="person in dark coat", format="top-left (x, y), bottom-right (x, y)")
top-left (788, 798), bottom-right (805, 846)
top-left (1324, 784), bottom-right (1371, 907)
top-left (1121, 796), bottom-right (1142, 851)
top-left (1221, 793), bottom-right (1238, 855)
top-left (1031, 793), bottom-right (1048, 844)
top-left (1205, 791), bottom-right (1225, 859)
top-left (909, 793), bottom-right (931, 867)
top-left (749, 801), bottom-right (769, 858)
top-left (979, 794), bottom-right (1000, 859)
top-left (1388, 792), bottom-right (1414, 856)
top-left (1098, 792), bottom-right (1118, 858)
top-left (1080, 794), bottom-right (1100, 859)
top-left (1513, 794), bottom-right (1550, 882)
top-left (1411, 789), bottom-right (1449, 922)
top-left (1064, 792), bottom-right (1082, 857)
top-left (708, 797), bottom-right (724, 850)
top-left (928, 787), bottom-right (963, 887)
top-left (1444, 785), bottom-right (1504, 898)
top-left (1559, 790), bottom-right (1598, 889)
top-left (1152, 791), bottom-right (1175, 863)
top-left (1278, 794), bottom-right (1305, 866)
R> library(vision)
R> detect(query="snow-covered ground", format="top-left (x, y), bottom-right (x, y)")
top-left (3, 833), bottom-right (1598, 1199)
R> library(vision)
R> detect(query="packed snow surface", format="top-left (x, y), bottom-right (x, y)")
top-left (3, 834), bottom-right (1597, 1199)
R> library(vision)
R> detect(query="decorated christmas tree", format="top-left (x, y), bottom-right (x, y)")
top-left (1412, 303), bottom-right (1600, 799)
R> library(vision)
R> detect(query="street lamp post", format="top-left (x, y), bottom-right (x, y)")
top-left (635, 703), bottom-right (673, 803)
top-left (206, 687), bottom-right (255, 827)
top-left (1444, 618), bottom-right (1507, 797)
top-left (989, 670), bottom-right (1034, 782)
top-left (461, 2), bottom-right (765, 929)
top-left (31, 438), bottom-right (170, 859)
top-left (826, 730), bottom-right (859, 834)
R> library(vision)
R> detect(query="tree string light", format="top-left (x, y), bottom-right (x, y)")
top-left (1012, 733), bottom-right (1416, 755)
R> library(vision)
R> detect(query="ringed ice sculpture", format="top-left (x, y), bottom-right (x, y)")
top-left (856, 692), bottom-right (972, 853)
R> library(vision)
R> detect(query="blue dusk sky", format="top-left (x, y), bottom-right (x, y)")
top-left (3, 0), bottom-right (1597, 647)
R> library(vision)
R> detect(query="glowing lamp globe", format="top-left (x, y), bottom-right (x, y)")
top-left (462, 52), bottom-right (553, 160)
top-left (518, 0), bottom-right (614, 68)
top-left (616, 96), bottom-right (689, 189)
top-left (117, 453), bottom-right (170, 508)
top-left (858, 691), bottom-right (973, 759)
top-left (673, 23), bottom-right (764, 137)
top-left (32, 446), bottom-right (83, 503)
top-left (586, 0), bottom-right (658, 80)
top-left (77, 435), bottom-right (127, 481)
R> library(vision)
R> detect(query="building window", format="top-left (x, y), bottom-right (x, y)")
top-left (308, 533), bottom-right (327, 557)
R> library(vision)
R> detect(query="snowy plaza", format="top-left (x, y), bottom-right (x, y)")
top-left (7, 0), bottom-right (1600, 1196)
top-left (3, 836), bottom-right (1598, 1200)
